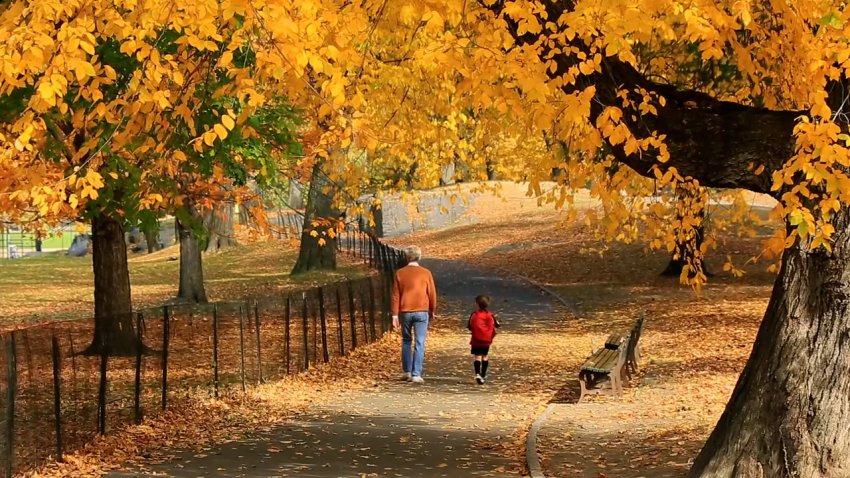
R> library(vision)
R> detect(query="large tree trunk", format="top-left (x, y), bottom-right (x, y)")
top-left (292, 161), bottom-right (338, 274)
top-left (176, 214), bottom-right (208, 303)
top-left (83, 212), bottom-right (139, 356)
top-left (479, 3), bottom-right (850, 475)
top-left (689, 209), bottom-right (850, 477)
top-left (204, 202), bottom-right (238, 253)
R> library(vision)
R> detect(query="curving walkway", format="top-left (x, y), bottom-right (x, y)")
top-left (107, 259), bottom-right (568, 478)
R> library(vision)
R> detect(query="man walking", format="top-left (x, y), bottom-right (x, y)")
top-left (391, 246), bottom-right (437, 383)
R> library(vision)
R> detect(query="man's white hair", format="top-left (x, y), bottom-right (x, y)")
top-left (405, 246), bottom-right (422, 262)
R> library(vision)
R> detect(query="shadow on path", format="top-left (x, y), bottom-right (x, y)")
top-left (107, 258), bottom-right (566, 478)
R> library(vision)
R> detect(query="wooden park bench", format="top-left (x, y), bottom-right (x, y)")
top-left (577, 316), bottom-right (645, 402)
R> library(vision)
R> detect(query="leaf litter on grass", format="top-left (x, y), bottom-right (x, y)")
top-left (0, 239), bottom-right (369, 332)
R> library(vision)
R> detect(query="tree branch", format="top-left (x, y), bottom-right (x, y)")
top-left (42, 116), bottom-right (76, 162)
top-left (486, 0), bottom-right (805, 197)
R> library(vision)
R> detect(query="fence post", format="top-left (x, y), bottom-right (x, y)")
top-left (368, 277), bottom-right (377, 341)
top-left (312, 298), bottom-right (318, 364)
top-left (21, 330), bottom-right (32, 386)
top-left (97, 337), bottom-right (108, 435)
top-left (212, 305), bottom-right (219, 398)
top-left (161, 307), bottom-right (170, 411)
top-left (51, 335), bottom-right (62, 460)
top-left (358, 281), bottom-right (369, 342)
top-left (301, 293), bottom-right (309, 371)
top-left (5, 332), bottom-right (17, 478)
top-left (318, 288), bottom-right (330, 363)
top-left (254, 301), bottom-right (263, 384)
top-left (133, 313), bottom-right (143, 425)
top-left (284, 296), bottom-right (291, 374)
top-left (347, 281), bottom-right (358, 350)
top-left (335, 286), bottom-right (345, 356)
top-left (238, 305), bottom-right (246, 392)
top-left (381, 242), bottom-right (388, 272)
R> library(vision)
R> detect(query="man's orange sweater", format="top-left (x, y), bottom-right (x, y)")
top-left (391, 264), bottom-right (437, 316)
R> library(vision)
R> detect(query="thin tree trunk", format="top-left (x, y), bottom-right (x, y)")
top-left (660, 224), bottom-right (707, 277)
top-left (204, 202), bottom-right (238, 253)
top-left (485, 157), bottom-right (497, 181)
top-left (176, 213), bottom-right (208, 303)
top-left (689, 209), bottom-right (850, 477)
top-left (292, 161), bottom-right (338, 274)
top-left (289, 180), bottom-right (305, 209)
top-left (439, 161), bottom-right (456, 186)
top-left (661, 185), bottom-right (710, 278)
top-left (83, 212), bottom-right (139, 356)
top-left (143, 223), bottom-right (160, 254)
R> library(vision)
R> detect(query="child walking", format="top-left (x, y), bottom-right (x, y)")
top-left (468, 295), bottom-right (500, 384)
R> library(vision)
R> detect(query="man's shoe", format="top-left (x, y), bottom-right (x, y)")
top-left (411, 376), bottom-right (425, 383)
top-left (475, 374), bottom-right (483, 385)
top-left (399, 372), bottom-right (412, 381)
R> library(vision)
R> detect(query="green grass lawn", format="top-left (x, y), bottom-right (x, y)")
top-left (0, 240), bottom-right (367, 327)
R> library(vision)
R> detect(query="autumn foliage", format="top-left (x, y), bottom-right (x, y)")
top-left (4, 0), bottom-right (850, 476)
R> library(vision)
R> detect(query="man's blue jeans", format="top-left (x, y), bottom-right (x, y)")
top-left (400, 311), bottom-right (429, 377)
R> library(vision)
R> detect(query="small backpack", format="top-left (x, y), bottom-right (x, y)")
top-left (469, 310), bottom-right (497, 345)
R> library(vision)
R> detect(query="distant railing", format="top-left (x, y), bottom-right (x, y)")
top-left (0, 229), bottom-right (403, 477)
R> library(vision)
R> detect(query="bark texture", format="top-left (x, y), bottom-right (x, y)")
top-left (204, 202), bottom-right (238, 253)
top-left (176, 214), bottom-right (208, 303)
top-left (690, 208), bottom-right (850, 477)
top-left (84, 213), bottom-right (138, 355)
top-left (292, 161), bottom-right (338, 274)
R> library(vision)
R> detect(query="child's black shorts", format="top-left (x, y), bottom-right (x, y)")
top-left (470, 346), bottom-right (490, 356)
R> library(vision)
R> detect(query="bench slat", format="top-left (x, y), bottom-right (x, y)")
top-left (604, 333), bottom-right (625, 350)
top-left (581, 348), bottom-right (617, 373)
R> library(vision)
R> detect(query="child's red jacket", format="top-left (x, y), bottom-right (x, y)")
top-left (468, 309), bottom-right (498, 346)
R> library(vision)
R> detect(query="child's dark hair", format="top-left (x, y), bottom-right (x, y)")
top-left (475, 295), bottom-right (490, 310)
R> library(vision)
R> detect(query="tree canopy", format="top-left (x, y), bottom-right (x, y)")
top-left (4, 1), bottom-right (850, 475)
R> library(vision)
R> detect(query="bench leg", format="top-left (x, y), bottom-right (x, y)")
top-left (611, 371), bottom-right (620, 395)
top-left (578, 371), bottom-right (589, 403)
top-left (633, 345), bottom-right (641, 370)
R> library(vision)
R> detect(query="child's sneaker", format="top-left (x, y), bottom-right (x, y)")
top-left (475, 374), bottom-right (484, 385)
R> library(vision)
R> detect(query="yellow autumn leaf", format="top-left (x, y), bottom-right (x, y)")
top-left (214, 124), bottom-right (228, 140)
top-left (222, 115), bottom-right (235, 131)
top-left (203, 130), bottom-right (217, 146)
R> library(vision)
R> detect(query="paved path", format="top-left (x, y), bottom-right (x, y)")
top-left (108, 259), bottom-right (565, 478)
